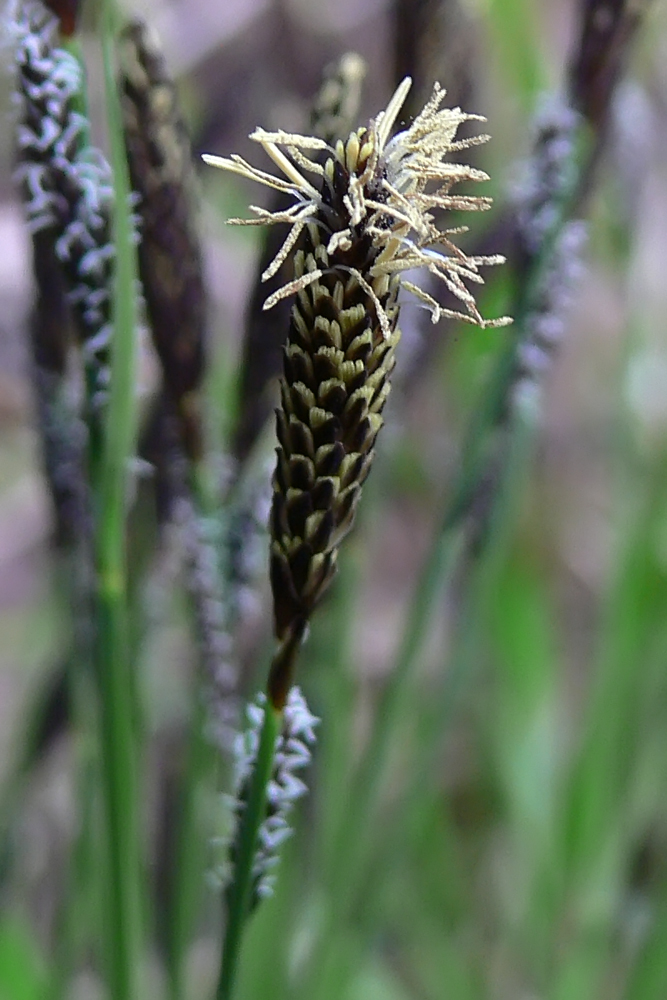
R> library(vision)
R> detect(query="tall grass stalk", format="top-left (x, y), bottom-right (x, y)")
top-left (217, 702), bottom-right (281, 1000)
top-left (92, 6), bottom-right (143, 997)
top-left (167, 696), bottom-right (215, 1000)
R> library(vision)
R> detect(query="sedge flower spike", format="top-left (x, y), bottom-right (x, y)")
top-left (205, 77), bottom-right (510, 708)
top-left (224, 687), bottom-right (318, 907)
top-left (10, 0), bottom-right (126, 417)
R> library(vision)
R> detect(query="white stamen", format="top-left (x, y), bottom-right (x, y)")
top-left (376, 76), bottom-right (412, 150)
top-left (263, 269), bottom-right (324, 311)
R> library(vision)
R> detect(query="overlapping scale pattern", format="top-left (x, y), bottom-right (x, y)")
top-left (268, 133), bottom-right (401, 706)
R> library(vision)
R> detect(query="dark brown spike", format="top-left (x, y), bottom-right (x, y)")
top-left (266, 117), bottom-right (403, 684)
top-left (118, 19), bottom-right (207, 462)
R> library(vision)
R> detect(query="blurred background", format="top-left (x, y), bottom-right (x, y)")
top-left (2, 0), bottom-right (667, 998)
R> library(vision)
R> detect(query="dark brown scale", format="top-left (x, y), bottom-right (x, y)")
top-left (311, 316), bottom-right (340, 350)
top-left (315, 441), bottom-right (345, 477)
top-left (284, 345), bottom-right (314, 386)
top-left (290, 382), bottom-right (317, 423)
top-left (288, 418), bottom-right (315, 459)
top-left (307, 510), bottom-right (336, 551)
top-left (311, 477), bottom-right (337, 510)
top-left (286, 492), bottom-right (313, 536)
top-left (345, 368), bottom-right (368, 395)
top-left (274, 450), bottom-right (290, 493)
top-left (318, 379), bottom-right (348, 414)
top-left (312, 351), bottom-right (341, 383)
top-left (334, 485), bottom-right (361, 531)
top-left (275, 409), bottom-right (291, 452)
top-left (347, 331), bottom-right (374, 363)
top-left (290, 543), bottom-right (315, 594)
top-left (310, 411), bottom-right (342, 447)
top-left (340, 453), bottom-right (365, 489)
top-left (289, 455), bottom-right (316, 491)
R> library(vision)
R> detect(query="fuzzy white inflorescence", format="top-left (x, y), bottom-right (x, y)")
top-left (230, 687), bottom-right (318, 903)
top-left (204, 77), bottom-right (511, 332)
top-left (10, 0), bottom-right (122, 411)
top-left (512, 96), bottom-right (587, 411)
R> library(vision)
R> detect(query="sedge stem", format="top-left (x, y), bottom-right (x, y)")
top-left (216, 702), bottom-right (281, 1000)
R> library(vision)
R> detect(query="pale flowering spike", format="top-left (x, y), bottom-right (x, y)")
top-left (224, 687), bottom-right (319, 907)
top-left (204, 81), bottom-right (510, 330)
top-left (205, 78), bottom-right (510, 708)
top-left (10, 0), bottom-right (123, 418)
top-left (510, 96), bottom-right (588, 411)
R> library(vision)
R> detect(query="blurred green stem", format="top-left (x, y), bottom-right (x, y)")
top-left (92, 8), bottom-right (143, 998)
top-left (168, 698), bottom-right (213, 1000)
top-left (217, 701), bottom-right (281, 1000)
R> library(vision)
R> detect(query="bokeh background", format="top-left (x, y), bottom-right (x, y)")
top-left (2, 0), bottom-right (667, 998)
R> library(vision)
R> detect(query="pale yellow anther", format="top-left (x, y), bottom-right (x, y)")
top-left (345, 131), bottom-right (360, 173)
top-left (203, 71), bottom-right (510, 330)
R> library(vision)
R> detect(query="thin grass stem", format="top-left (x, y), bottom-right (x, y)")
top-left (167, 698), bottom-right (214, 1000)
top-left (90, 6), bottom-right (144, 998)
top-left (216, 702), bottom-right (281, 1000)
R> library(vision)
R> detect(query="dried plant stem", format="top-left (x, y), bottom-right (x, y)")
top-left (92, 8), bottom-right (143, 998)
top-left (216, 703), bottom-right (282, 1000)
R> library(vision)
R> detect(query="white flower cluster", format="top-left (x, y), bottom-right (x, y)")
top-left (512, 96), bottom-right (588, 413)
top-left (516, 95), bottom-right (581, 254)
top-left (10, 0), bottom-right (83, 231)
top-left (57, 150), bottom-right (118, 410)
top-left (232, 687), bottom-right (318, 904)
top-left (10, 0), bottom-right (124, 411)
top-left (177, 496), bottom-right (239, 753)
top-left (513, 219), bottom-right (588, 415)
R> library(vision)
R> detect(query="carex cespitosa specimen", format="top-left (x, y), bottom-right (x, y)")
top-left (205, 77), bottom-right (510, 708)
